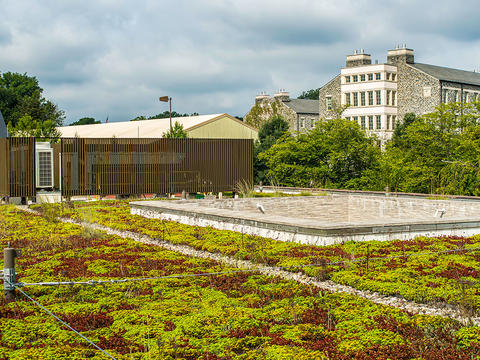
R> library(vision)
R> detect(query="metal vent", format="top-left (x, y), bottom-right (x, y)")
top-left (37, 150), bottom-right (53, 188)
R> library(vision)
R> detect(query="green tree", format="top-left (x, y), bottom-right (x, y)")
top-left (162, 121), bottom-right (188, 138)
top-left (0, 72), bottom-right (65, 136)
top-left (380, 102), bottom-right (480, 195)
top-left (254, 115), bottom-right (290, 184)
top-left (260, 117), bottom-right (380, 188)
top-left (69, 117), bottom-right (101, 126)
top-left (130, 111), bottom-right (199, 121)
top-left (391, 112), bottom-right (417, 146)
top-left (298, 88), bottom-right (320, 100)
top-left (7, 114), bottom-right (60, 139)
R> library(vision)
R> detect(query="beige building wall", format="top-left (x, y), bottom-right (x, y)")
top-left (187, 115), bottom-right (258, 140)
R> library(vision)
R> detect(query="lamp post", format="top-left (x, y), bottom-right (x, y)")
top-left (159, 96), bottom-right (172, 132)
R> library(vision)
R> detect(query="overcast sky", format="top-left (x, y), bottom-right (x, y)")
top-left (1, 0), bottom-right (480, 124)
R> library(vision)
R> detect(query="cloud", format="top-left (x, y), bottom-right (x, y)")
top-left (1, 0), bottom-right (480, 124)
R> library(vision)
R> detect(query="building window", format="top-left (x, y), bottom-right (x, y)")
top-left (392, 91), bottom-right (396, 106)
top-left (300, 117), bottom-right (305, 128)
top-left (386, 90), bottom-right (391, 105)
top-left (453, 90), bottom-right (458, 102)
top-left (361, 92), bottom-right (366, 106)
top-left (368, 116), bottom-right (374, 130)
top-left (353, 75), bottom-right (358, 82)
top-left (392, 115), bottom-right (397, 129)
top-left (353, 92), bottom-right (358, 106)
top-left (386, 73), bottom-right (391, 81)
top-left (326, 96), bottom-right (332, 110)
top-left (345, 76), bottom-right (351, 83)
top-left (376, 115), bottom-right (381, 129)
top-left (368, 91), bottom-right (374, 105)
top-left (368, 73), bottom-right (373, 81)
top-left (361, 116), bottom-right (366, 129)
top-left (392, 73), bottom-right (396, 81)
top-left (360, 74), bottom-right (366, 82)
top-left (442, 89), bottom-right (448, 103)
top-left (345, 93), bottom-right (351, 105)
top-left (345, 116), bottom-right (351, 120)
top-left (353, 116), bottom-right (358, 125)
top-left (463, 92), bottom-right (468, 103)
top-left (375, 73), bottom-right (381, 80)
top-left (376, 90), bottom-right (381, 105)
top-left (386, 115), bottom-right (390, 130)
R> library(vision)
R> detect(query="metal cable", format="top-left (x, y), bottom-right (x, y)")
top-left (11, 283), bottom-right (117, 360)
top-left (281, 245), bottom-right (480, 270)
top-left (18, 269), bottom-right (258, 287)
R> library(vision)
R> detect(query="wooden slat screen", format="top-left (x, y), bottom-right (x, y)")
top-left (0, 138), bottom-right (8, 197)
top-left (8, 137), bottom-right (36, 197)
top-left (60, 138), bottom-right (253, 197)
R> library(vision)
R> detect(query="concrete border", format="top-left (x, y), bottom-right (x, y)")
top-left (130, 196), bottom-right (480, 245)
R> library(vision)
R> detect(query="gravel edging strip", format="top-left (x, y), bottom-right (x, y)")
top-left (17, 206), bottom-right (480, 326)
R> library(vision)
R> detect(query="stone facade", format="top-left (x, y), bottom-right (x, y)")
top-left (396, 62), bottom-right (440, 119)
top-left (244, 91), bottom-right (319, 132)
top-left (318, 75), bottom-right (341, 119)
top-left (318, 47), bottom-right (480, 144)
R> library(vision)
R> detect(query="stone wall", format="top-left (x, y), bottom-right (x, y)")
top-left (244, 99), bottom-right (297, 130)
top-left (397, 63), bottom-right (440, 121)
top-left (441, 81), bottom-right (480, 103)
top-left (318, 74), bottom-right (341, 119)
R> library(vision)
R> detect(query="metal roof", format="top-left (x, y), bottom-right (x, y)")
top-left (0, 110), bottom-right (8, 138)
top-left (283, 99), bottom-right (319, 114)
top-left (58, 114), bottom-right (229, 138)
top-left (411, 63), bottom-right (480, 87)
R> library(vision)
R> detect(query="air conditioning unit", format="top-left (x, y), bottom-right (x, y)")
top-left (36, 142), bottom-right (54, 189)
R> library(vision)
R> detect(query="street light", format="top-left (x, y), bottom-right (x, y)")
top-left (159, 96), bottom-right (172, 132)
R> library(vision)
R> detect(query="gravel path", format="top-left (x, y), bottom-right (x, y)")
top-left (18, 206), bottom-right (480, 326)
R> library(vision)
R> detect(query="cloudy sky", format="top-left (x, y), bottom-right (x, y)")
top-left (1, 0), bottom-right (480, 124)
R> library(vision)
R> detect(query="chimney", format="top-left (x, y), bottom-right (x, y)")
top-left (346, 49), bottom-right (372, 67)
top-left (255, 91), bottom-right (270, 104)
top-left (273, 89), bottom-right (290, 102)
top-left (387, 45), bottom-right (414, 64)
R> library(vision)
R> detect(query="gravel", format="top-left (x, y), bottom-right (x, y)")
top-left (19, 206), bottom-right (480, 326)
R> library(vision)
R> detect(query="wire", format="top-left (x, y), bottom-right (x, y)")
top-left (280, 245), bottom-right (480, 270)
top-left (18, 269), bottom-right (258, 287)
top-left (11, 282), bottom-right (117, 360)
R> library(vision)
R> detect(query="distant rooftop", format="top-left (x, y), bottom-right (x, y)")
top-left (59, 114), bottom-right (226, 138)
top-left (411, 63), bottom-right (480, 87)
top-left (284, 99), bottom-right (319, 115)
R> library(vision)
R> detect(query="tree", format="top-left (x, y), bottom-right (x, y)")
top-left (0, 72), bottom-right (65, 136)
top-left (162, 121), bottom-right (188, 138)
top-left (391, 112), bottom-right (417, 146)
top-left (380, 101), bottom-right (480, 195)
top-left (69, 117), bottom-right (101, 126)
top-left (260, 117), bottom-right (381, 188)
top-left (7, 114), bottom-right (60, 139)
top-left (298, 88), bottom-right (320, 100)
top-left (130, 111), bottom-right (199, 121)
top-left (254, 115), bottom-right (290, 184)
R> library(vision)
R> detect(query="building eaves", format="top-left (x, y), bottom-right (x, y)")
top-left (411, 63), bottom-right (480, 87)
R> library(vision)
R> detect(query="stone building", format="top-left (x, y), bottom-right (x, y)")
top-left (319, 46), bottom-right (480, 143)
top-left (244, 90), bottom-right (319, 132)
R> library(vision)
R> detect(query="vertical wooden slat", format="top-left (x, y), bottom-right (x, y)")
top-left (59, 138), bottom-right (253, 197)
